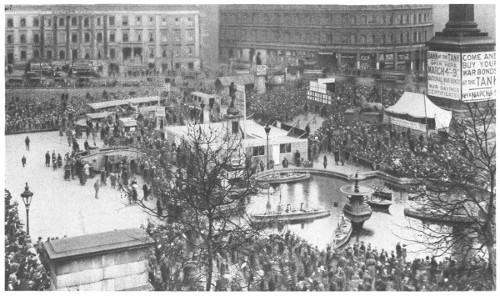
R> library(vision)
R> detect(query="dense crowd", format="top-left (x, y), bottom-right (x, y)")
top-left (248, 80), bottom-right (309, 122)
top-left (308, 81), bottom-right (462, 178)
top-left (5, 190), bottom-right (51, 291)
top-left (146, 224), bottom-right (491, 291)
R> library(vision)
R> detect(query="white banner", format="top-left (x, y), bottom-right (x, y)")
top-left (427, 51), bottom-right (461, 100)
top-left (235, 84), bottom-right (246, 119)
top-left (390, 117), bottom-right (427, 132)
top-left (461, 51), bottom-right (496, 102)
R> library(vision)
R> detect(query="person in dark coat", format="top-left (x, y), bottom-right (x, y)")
top-left (282, 157), bottom-right (289, 168)
top-left (57, 154), bottom-right (63, 168)
top-left (25, 136), bottom-right (30, 151)
top-left (323, 155), bottom-right (328, 169)
top-left (84, 140), bottom-right (90, 151)
top-left (143, 183), bottom-right (150, 201)
top-left (21, 156), bottom-right (26, 167)
top-left (100, 170), bottom-right (107, 186)
top-left (130, 159), bottom-right (137, 175)
top-left (45, 151), bottom-right (51, 167)
top-left (64, 163), bottom-right (71, 180)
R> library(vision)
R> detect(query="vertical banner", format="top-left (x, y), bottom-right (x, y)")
top-left (235, 84), bottom-right (246, 134)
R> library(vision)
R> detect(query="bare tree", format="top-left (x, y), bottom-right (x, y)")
top-left (401, 100), bottom-right (495, 289)
top-left (124, 123), bottom-right (275, 291)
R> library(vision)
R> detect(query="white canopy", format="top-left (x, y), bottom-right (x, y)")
top-left (385, 92), bottom-right (452, 130)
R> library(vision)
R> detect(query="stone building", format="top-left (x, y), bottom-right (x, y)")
top-left (219, 5), bottom-right (433, 75)
top-left (42, 228), bottom-right (154, 291)
top-left (5, 5), bottom-right (219, 77)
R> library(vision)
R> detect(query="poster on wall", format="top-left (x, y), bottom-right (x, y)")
top-left (461, 51), bottom-right (496, 102)
top-left (427, 51), bottom-right (461, 100)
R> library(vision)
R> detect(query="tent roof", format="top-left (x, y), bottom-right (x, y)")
top-left (87, 111), bottom-right (112, 119)
top-left (386, 92), bottom-right (453, 130)
top-left (386, 92), bottom-right (447, 119)
top-left (216, 75), bottom-right (254, 87)
top-left (88, 100), bottom-right (129, 110)
top-left (126, 96), bottom-right (161, 105)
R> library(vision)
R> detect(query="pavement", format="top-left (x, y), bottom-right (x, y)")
top-left (5, 131), bottom-right (154, 240)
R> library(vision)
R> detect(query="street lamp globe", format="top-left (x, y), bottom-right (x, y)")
top-left (20, 182), bottom-right (33, 209)
top-left (20, 182), bottom-right (34, 235)
top-left (264, 124), bottom-right (271, 135)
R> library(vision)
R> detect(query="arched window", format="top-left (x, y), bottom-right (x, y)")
top-left (71, 17), bottom-right (77, 26)
top-left (33, 50), bottom-right (40, 59)
top-left (59, 50), bottom-right (65, 60)
top-left (360, 15), bottom-right (367, 25)
top-left (85, 53), bottom-right (90, 59)
top-left (110, 48), bottom-right (116, 59)
top-left (21, 18), bottom-right (26, 27)
top-left (85, 33), bottom-right (90, 43)
top-left (400, 33), bottom-right (404, 44)
top-left (20, 34), bottom-right (26, 43)
top-left (33, 18), bottom-right (39, 26)
top-left (97, 32), bottom-right (102, 42)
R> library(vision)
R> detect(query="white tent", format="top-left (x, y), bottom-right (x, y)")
top-left (385, 92), bottom-right (453, 131)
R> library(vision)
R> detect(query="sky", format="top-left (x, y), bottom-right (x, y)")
top-left (433, 4), bottom-right (496, 39)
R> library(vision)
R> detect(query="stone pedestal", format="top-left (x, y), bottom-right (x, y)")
top-left (426, 4), bottom-right (495, 110)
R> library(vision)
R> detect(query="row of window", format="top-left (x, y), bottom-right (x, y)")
top-left (221, 29), bottom-right (430, 45)
top-left (11, 46), bottom-right (195, 62)
top-left (221, 10), bottom-right (432, 26)
top-left (7, 30), bottom-right (195, 45)
top-left (6, 15), bottom-right (194, 28)
top-left (252, 143), bottom-right (292, 157)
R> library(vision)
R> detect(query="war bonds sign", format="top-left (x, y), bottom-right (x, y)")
top-left (461, 51), bottom-right (496, 102)
top-left (427, 51), bottom-right (496, 102)
top-left (427, 51), bottom-right (461, 100)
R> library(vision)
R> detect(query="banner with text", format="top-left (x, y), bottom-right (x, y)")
top-left (427, 51), bottom-right (461, 100)
top-left (235, 84), bottom-right (246, 119)
top-left (390, 117), bottom-right (427, 132)
top-left (461, 51), bottom-right (496, 102)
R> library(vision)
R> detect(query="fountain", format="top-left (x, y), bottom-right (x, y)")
top-left (340, 171), bottom-right (373, 231)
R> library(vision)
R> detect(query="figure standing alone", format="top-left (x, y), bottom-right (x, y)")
top-left (25, 136), bottom-right (30, 151)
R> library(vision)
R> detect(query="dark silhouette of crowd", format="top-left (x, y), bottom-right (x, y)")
top-left (5, 190), bottom-right (51, 291)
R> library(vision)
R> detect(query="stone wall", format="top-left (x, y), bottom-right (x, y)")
top-left (51, 248), bottom-right (151, 291)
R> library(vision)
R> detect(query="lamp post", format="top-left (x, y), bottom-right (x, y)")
top-left (264, 124), bottom-right (271, 170)
top-left (200, 102), bottom-right (205, 124)
top-left (20, 183), bottom-right (34, 235)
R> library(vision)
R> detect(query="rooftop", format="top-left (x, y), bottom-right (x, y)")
top-left (43, 228), bottom-right (153, 260)
top-left (165, 119), bottom-right (306, 147)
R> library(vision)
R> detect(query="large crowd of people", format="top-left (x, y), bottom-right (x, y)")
top-left (5, 74), bottom-right (491, 291)
top-left (145, 225), bottom-right (491, 291)
top-left (5, 190), bottom-right (51, 291)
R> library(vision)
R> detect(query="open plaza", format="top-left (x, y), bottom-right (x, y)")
top-left (4, 3), bottom-right (496, 292)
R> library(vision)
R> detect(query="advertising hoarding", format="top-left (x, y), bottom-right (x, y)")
top-left (427, 51), bottom-right (461, 100)
top-left (461, 51), bottom-right (496, 102)
top-left (427, 51), bottom-right (496, 102)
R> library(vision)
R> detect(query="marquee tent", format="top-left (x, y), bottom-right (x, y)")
top-left (385, 92), bottom-right (452, 132)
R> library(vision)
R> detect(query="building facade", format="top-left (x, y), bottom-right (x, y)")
top-left (219, 5), bottom-right (433, 75)
top-left (5, 5), bottom-right (218, 77)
